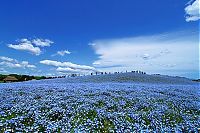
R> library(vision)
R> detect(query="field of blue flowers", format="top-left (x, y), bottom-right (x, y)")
top-left (0, 74), bottom-right (199, 132)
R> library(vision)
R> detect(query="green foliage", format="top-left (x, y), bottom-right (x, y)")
top-left (0, 74), bottom-right (6, 81)
top-left (38, 125), bottom-right (46, 132)
top-left (0, 74), bottom-right (46, 82)
top-left (94, 100), bottom-right (105, 108)
top-left (48, 111), bottom-right (63, 121)
top-left (142, 115), bottom-right (151, 125)
top-left (99, 118), bottom-right (115, 132)
top-left (34, 76), bottom-right (46, 80)
top-left (162, 112), bottom-right (183, 125)
top-left (21, 117), bottom-right (35, 126)
top-left (125, 115), bottom-right (135, 123)
top-left (86, 110), bottom-right (97, 121)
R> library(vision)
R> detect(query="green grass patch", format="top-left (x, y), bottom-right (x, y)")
top-left (137, 106), bottom-right (152, 112)
top-left (0, 112), bottom-right (18, 123)
top-left (21, 117), bottom-right (34, 126)
top-left (107, 105), bottom-right (118, 112)
top-left (142, 115), bottom-right (151, 125)
top-left (94, 101), bottom-right (105, 108)
top-left (96, 118), bottom-right (115, 132)
top-left (48, 111), bottom-right (63, 121)
top-left (38, 124), bottom-right (46, 132)
top-left (125, 115), bottom-right (135, 123)
top-left (86, 110), bottom-right (97, 121)
top-left (162, 112), bottom-right (183, 125)
top-left (70, 110), bottom-right (98, 127)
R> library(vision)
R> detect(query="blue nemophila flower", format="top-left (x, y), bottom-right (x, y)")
top-left (0, 78), bottom-right (199, 132)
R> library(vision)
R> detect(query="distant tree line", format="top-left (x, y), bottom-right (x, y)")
top-left (0, 74), bottom-right (47, 82)
top-left (7, 70), bottom-right (146, 80)
top-left (90, 70), bottom-right (146, 76)
top-left (192, 79), bottom-right (200, 82)
top-left (43, 70), bottom-right (148, 79)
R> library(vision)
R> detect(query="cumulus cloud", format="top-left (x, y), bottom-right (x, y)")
top-left (7, 38), bottom-right (53, 55)
top-left (56, 67), bottom-right (79, 73)
top-left (185, 0), bottom-right (200, 22)
top-left (8, 39), bottom-right (41, 55)
top-left (0, 61), bottom-right (36, 68)
top-left (0, 62), bottom-right (21, 68)
top-left (0, 56), bottom-right (36, 69)
top-left (40, 60), bottom-right (97, 73)
top-left (52, 50), bottom-right (71, 56)
top-left (21, 61), bottom-right (36, 68)
top-left (32, 39), bottom-right (53, 47)
top-left (90, 31), bottom-right (199, 77)
top-left (8, 43), bottom-right (41, 55)
top-left (0, 56), bottom-right (16, 62)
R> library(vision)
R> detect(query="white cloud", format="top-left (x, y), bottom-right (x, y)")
top-left (8, 39), bottom-right (41, 55)
top-left (52, 50), bottom-right (71, 56)
top-left (32, 39), bottom-right (53, 47)
top-left (141, 49), bottom-right (170, 60)
top-left (0, 62), bottom-right (22, 68)
top-left (0, 56), bottom-right (16, 62)
top-left (90, 31), bottom-right (199, 78)
top-left (21, 61), bottom-right (36, 68)
top-left (40, 60), bottom-right (97, 72)
top-left (7, 38), bottom-right (53, 55)
top-left (57, 50), bottom-right (71, 56)
top-left (0, 61), bottom-right (36, 69)
top-left (185, 0), bottom-right (200, 22)
top-left (0, 56), bottom-right (36, 69)
top-left (56, 67), bottom-right (79, 73)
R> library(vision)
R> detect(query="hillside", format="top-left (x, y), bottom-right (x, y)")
top-left (34, 72), bottom-right (196, 85)
top-left (0, 72), bottom-right (199, 132)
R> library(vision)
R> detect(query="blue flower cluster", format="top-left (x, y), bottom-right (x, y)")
top-left (0, 78), bottom-right (199, 132)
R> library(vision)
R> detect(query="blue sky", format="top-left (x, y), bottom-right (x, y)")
top-left (0, 0), bottom-right (199, 79)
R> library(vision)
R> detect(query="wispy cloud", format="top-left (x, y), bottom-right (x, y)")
top-left (0, 56), bottom-right (36, 69)
top-left (7, 38), bottom-right (53, 55)
top-left (141, 49), bottom-right (170, 60)
top-left (0, 56), bottom-right (17, 62)
top-left (40, 59), bottom-right (98, 73)
top-left (90, 31), bottom-right (198, 77)
top-left (32, 39), bottom-right (53, 47)
top-left (52, 50), bottom-right (71, 56)
top-left (185, 0), bottom-right (200, 22)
